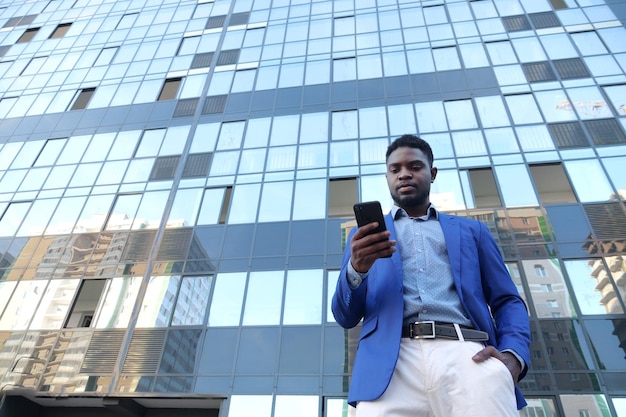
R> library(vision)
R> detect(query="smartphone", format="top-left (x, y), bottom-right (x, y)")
top-left (353, 201), bottom-right (387, 236)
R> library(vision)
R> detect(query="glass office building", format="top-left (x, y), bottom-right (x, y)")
top-left (0, 0), bottom-right (625, 415)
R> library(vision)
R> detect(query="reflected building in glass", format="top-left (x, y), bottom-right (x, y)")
top-left (0, 0), bottom-right (625, 416)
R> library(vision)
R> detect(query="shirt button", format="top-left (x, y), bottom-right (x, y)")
top-left (419, 268), bottom-right (424, 272)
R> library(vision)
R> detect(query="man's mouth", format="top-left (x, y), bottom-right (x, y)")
top-left (397, 183), bottom-right (415, 193)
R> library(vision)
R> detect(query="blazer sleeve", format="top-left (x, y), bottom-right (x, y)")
top-left (331, 227), bottom-right (368, 329)
top-left (476, 221), bottom-right (532, 378)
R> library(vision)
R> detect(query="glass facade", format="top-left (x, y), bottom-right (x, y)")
top-left (0, 0), bottom-right (625, 416)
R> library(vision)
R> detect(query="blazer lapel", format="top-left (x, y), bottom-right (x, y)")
top-left (439, 214), bottom-right (464, 297)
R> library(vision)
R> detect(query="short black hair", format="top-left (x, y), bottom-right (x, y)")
top-left (386, 134), bottom-right (434, 167)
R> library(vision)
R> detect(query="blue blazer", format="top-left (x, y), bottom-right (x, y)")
top-left (332, 212), bottom-right (531, 409)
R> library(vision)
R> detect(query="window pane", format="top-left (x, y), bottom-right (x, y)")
top-left (601, 156), bottom-right (626, 195)
top-left (484, 128), bottom-right (520, 154)
top-left (433, 47), bottom-right (460, 70)
top-left (46, 196), bottom-right (87, 234)
top-left (172, 276), bottom-right (212, 326)
top-left (475, 96), bottom-right (510, 128)
top-left (459, 43), bottom-right (489, 68)
top-left (535, 90), bottom-right (577, 123)
top-left (283, 270), bottom-right (323, 325)
top-left (76, 194), bottom-right (115, 232)
top-left (564, 259), bottom-right (622, 315)
top-left (258, 181), bottom-right (293, 222)
top-left (34, 138), bottom-right (66, 166)
top-left (330, 140), bottom-right (358, 167)
top-left (197, 188), bottom-right (228, 225)
top-left (274, 395), bottom-right (318, 417)
top-left (332, 110), bottom-right (358, 140)
top-left (431, 169), bottom-right (466, 210)
top-left (208, 272), bottom-right (246, 326)
top-left (17, 199), bottom-right (59, 236)
top-left (228, 183), bottom-right (260, 224)
top-left (243, 271), bottom-right (284, 325)
top-left (445, 100), bottom-right (478, 130)
top-left (494, 164), bottom-right (539, 207)
top-left (505, 95), bottom-right (544, 124)
top-left (567, 159), bottom-right (615, 202)
top-left (228, 395), bottom-right (272, 417)
top-left (387, 104), bottom-right (416, 136)
top-left (217, 121), bottom-right (246, 150)
top-left (106, 194), bottom-right (142, 230)
top-left (244, 118), bottom-right (271, 148)
top-left (358, 107), bottom-right (388, 138)
top-left (415, 101), bottom-right (447, 133)
top-left (169, 188), bottom-right (203, 227)
top-left (0, 280), bottom-right (46, 330)
top-left (516, 125), bottom-right (554, 152)
top-left (299, 112), bottom-right (328, 144)
top-left (522, 259), bottom-right (576, 318)
top-left (293, 179), bottom-right (326, 221)
top-left (137, 276), bottom-right (181, 327)
top-left (271, 115), bottom-right (300, 146)
top-left (451, 130), bottom-right (487, 157)
top-left (94, 277), bottom-right (142, 328)
top-left (132, 191), bottom-right (169, 230)
top-left (266, 146), bottom-right (296, 171)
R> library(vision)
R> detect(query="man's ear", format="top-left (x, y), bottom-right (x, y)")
top-left (430, 167), bottom-right (438, 182)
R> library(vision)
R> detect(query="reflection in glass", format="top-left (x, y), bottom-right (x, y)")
top-left (131, 191), bottom-right (169, 229)
top-left (208, 272), bottom-right (246, 326)
top-left (0, 280), bottom-right (46, 330)
top-left (172, 276), bottom-right (212, 326)
top-left (430, 170), bottom-right (466, 211)
top-left (105, 194), bottom-right (141, 230)
top-left (536, 320), bottom-right (596, 375)
top-left (522, 259), bottom-right (576, 318)
top-left (169, 188), bottom-right (203, 227)
top-left (93, 277), bottom-right (141, 328)
top-left (519, 398), bottom-right (557, 417)
top-left (283, 270), bottom-right (322, 325)
top-left (30, 279), bottom-right (80, 329)
top-left (40, 331), bottom-right (92, 393)
top-left (560, 394), bottom-right (610, 417)
top-left (17, 199), bottom-right (59, 237)
top-left (137, 276), bottom-right (181, 327)
top-left (243, 271), bottom-right (283, 325)
top-left (565, 259), bottom-right (623, 315)
top-left (584, 319), bottom-right (626, 371)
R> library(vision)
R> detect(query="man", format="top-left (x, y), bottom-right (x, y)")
top-left (332, 134), bottom-right (531, 417)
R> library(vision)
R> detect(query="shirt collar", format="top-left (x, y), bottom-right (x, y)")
top-left (391, 203), bottom-right (439, 221)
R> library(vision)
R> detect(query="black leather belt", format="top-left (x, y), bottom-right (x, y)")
top-left (402, 321), bottom-right (489, 341)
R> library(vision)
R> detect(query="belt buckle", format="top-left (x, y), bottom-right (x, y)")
top-left (410, 320), bottom-right (436, 339)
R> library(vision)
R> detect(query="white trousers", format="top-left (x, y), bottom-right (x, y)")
top-left (355, 338), bottom-right (519, 417)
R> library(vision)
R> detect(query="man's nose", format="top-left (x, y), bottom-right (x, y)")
top-left (398, 168), bottom-right (412, 179)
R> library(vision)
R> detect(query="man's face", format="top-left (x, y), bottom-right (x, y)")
top-left (385, 146), bottom-right (437, 215)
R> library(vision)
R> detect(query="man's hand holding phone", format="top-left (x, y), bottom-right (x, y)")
top-left (351, 202), bottom-right (396, 273)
